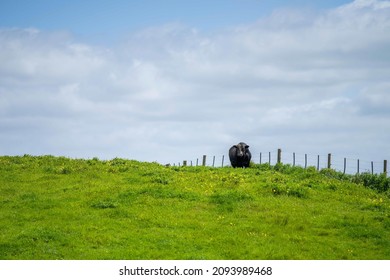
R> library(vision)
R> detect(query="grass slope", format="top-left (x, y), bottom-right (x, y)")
top-left (0, 155), bottom-right (389, 260)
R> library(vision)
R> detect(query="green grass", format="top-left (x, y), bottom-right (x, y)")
top-left (1, 155), bottom-right (389, 260)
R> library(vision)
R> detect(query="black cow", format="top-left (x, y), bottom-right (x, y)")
top-left (229, 142), bottom-right (252, 168)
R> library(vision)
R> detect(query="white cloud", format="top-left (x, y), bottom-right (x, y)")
top-left (1, 0), bottom-right (390, 166)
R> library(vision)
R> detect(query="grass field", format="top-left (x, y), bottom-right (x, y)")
top-left (0, 155), bottom-right (389, 260)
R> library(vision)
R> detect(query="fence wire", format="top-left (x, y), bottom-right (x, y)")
top-left (173, 149), bottom-right (388, 176)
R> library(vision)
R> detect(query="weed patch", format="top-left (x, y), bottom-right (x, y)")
top-left (209, 190), bottom-right (253, 212)
top-left (271, 184), bottom-right (309, 198)
top-left (91, 199), bottom-right (119, 209)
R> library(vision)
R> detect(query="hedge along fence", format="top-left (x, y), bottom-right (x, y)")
top-left (175, 149), bottom-right (388, 176)
top-left (264, 149), bottom-right (387, 176)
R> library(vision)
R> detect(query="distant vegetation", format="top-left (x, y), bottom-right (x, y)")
top-left (0, 155), bottom-right (389, 259)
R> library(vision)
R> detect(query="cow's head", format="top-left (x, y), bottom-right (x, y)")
top-left (235, 142), bottom-right (249, 158)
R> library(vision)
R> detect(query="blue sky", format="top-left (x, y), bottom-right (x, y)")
top-left (1, 0), bottom-right (351, 40)
top-left (1, 0), bottom-right (390, 172)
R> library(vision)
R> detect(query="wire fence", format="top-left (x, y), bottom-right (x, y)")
top-left (172, 149), bottom-right (388, 176)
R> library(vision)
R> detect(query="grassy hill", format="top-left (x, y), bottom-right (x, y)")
top-left (0, 155), bottom-right (389, 260)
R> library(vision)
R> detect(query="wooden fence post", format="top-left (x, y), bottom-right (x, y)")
top-left (371, 161), bottom-right (374, 175)
top-left (357, 159), bottom-right (360, 174)
top-left (269, 152), bottom-right (271, 165)
top-left (259, 152), bottom-right (262, 164)
top-left (183, 160), bottom-right (187, 167)
top-left (343, 158), bottom-right (346, 174)
top-left (277, 149), bottom-right (282, 164)
top-left (305, 154), bottom-right (307, 169)
top-left (222, 155), bottom-right (224, 167)
top-left (212, 156), bottom-right (215, 167)
top-left (202, 155), bottom-right (207, 166)
top-left (327, 153), bottom-right (331, 169)
top-left (384, 160), bottom-right (387, 175)
top-left (293, 152), bottom-right (296, 167)
top-left (317, 155), bottom-right (320, 171)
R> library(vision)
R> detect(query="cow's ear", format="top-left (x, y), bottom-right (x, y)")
top-left (245, 145), bottom-right (249, 149)
top-left (233, 145), bottom-right (238, 148)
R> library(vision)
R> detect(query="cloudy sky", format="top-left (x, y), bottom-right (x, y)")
top-left (1, 0), bottom-right (389, 170)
